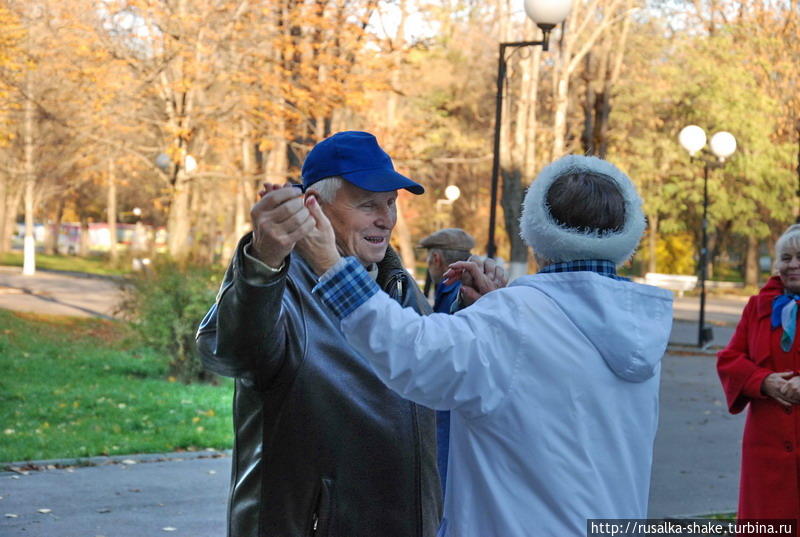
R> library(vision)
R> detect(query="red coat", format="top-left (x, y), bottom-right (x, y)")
top-left (717, 276), bottom-right (800, 526)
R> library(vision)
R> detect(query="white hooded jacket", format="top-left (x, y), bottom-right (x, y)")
top-left (336, 270), bottom-right (673, 537)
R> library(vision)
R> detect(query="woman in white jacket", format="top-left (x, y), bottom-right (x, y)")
top-left (297, 155), bottom-right (673, 537)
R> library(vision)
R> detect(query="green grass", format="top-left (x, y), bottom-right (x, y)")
top-left (0, 252), bottom-right (132, 277)
top-left (0, 309), bottom-right (233, 462)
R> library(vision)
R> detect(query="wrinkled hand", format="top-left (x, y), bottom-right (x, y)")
top-left (465, 255), bottom-right (507, 288)
top-left (762, 371), bottom-right (795, 408)
top-left (441, 255), bottom-right (507, 307)
top-left (779, 374), bottom-right (800, 405)
top-left (250, 183), bottom-right (313, 268)
top-left (295, 195), bottom-right (341, 276)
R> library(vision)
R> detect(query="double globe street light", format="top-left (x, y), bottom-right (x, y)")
top-left (487, 0), bottom-right (574, 259)
top-left (678, 125), bottom-right (737, 348)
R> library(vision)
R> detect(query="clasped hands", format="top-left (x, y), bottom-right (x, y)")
top-left (249, 183), bottom-right (507, 302)
top-left (762, 371), bottom-right (800, 408)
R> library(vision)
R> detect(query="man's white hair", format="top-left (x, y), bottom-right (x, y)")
top-left (307, 176), bottom-right (345, 203)
top-left (519, 155), bottom-right (646, 265)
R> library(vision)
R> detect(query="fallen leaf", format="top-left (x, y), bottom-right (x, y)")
top-left (128, 488), bottom-right (141, 493)
top-left (4, 514), bottom-right (18, 518)
top-left (37, 508), bottom-right (52, 514)
top-left (121, 460), bottom-right (137, 465)
top-left (208, 470), bottom-right (216, 475)
top-left (97, 508), bottom-right (111, 514)
top-left (163, 527), bottom-right (177, 532)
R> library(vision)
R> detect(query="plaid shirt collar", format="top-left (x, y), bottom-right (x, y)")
top-left (538, 259), bottom-right (628, 281)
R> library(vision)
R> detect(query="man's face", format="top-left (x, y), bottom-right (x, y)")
top-left (426, 250), bottom-right (446, 285)
top-left (321, 181), bottom-right (398, 266)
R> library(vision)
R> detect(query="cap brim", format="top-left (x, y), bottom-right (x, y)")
top-left (340, 168), bottom-right (425, 195)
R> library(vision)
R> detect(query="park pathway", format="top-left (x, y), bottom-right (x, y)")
top-left (0, 266), bottom-right (123, 319)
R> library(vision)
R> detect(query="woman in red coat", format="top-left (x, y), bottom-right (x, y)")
top-left (718, 224), bottom-right (800, 527)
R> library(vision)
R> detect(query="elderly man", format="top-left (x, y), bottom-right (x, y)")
top-left (196, 131), bottom-right (441, 537)
top-left (419, 228), bottom-right (475, 314)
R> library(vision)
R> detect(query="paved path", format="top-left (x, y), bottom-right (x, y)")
top-left (649, 350), bottom-right (743, 517)
top-left (0, 267), bottom-right (123, 319)
top-left (1, 454), bottom-right (228, 537)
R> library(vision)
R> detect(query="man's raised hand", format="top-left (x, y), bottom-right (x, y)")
top-left (441, 255), bottom-right (508, 307)
top-left (250, 183), bottom-right (315, 268)
top-left (295, 195), bottom-right (341, 276)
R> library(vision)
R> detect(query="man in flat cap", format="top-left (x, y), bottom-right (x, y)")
top-left (419, 228), bottom-right (476, 315)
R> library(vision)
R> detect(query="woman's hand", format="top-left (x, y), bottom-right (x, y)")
top-left (294, 195), bottom-right (341, 276)
top-left (441, 256), bottom-right (507, 307)
top-left (779, 374), bottom-right (800, 405)
top-left (762, 371), bottom-right (796, 408)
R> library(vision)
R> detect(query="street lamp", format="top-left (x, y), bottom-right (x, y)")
top-left (487, 0), bottom-right (573, 259)
top-left (679, 125), bottom-right (737, 348)
top-left (435, 185), bottom-right (462, 228)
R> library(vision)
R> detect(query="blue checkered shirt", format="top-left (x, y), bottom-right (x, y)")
top-left (313, 257), bottom-right (380, 318)
top-left (538, 259), bottom-right (629, 281)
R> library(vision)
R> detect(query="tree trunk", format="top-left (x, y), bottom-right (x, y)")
top-left (166, 169), bottom-right (192, 260)
top-left (523, 45), bottom-right (542, 180)
top-left (107, 158), bottom-right (119, 263)
top-left (22, 73), bottom-right (36, 276)
top-left (264, 135), bottom-right (288, 184)
top-left (394, 196), bottom-right (416, 275)
top-left (45, 197), bottom-right (65, 255)
top-left (745, 234), bottom-right (759, 287)
top-left (581, 52), bottom-right (595, 155)
top-left (501, 168), bottom-right (528, 281)
top-left (79, 217), bottom-right (90, 257)
top-left (552, 75), bottom-right (570, 159)
top-left (648, 213), bottom-right (658, 274)
top-left (0, 184), bottom-right (22, 255)
top-left (0, 171), bottom-right (8, 255)
top-left (706, 232), bottom-right (717, 280)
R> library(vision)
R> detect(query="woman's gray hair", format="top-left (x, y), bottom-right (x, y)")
top-left (775, 224), bottom-right (800, 259)
top-left (307, 176), bottom-right (345, 204)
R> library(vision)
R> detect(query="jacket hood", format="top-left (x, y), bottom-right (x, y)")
top-left (510, 272), bottom-right (673, 382)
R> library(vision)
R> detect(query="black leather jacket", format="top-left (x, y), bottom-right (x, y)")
top-left (196, 235), bottom-right (442, 537)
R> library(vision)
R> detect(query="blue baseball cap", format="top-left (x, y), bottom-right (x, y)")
top-left (301, 131), bottom-right (424, 195)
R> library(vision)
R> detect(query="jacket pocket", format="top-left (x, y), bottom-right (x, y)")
top-left (308, 477), bottom-right (335, 537)
top-left (750, 323), bottom-right (773, 365)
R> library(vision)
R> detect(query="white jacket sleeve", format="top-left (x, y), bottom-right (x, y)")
top-left (340, 288), bottom-right (525, 419)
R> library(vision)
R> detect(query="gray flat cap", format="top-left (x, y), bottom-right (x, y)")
top-left (418, 228), bottom-right (475, 251)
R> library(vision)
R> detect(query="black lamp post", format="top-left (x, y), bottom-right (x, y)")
top-left (679, 126), bottom-right (737, 348)
top-left (486, 0), bottom-right (573, 259)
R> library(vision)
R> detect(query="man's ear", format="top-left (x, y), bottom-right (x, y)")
top-left (432, 250), bottom-right (444, 269)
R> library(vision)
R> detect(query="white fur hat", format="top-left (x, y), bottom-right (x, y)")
top-left (519, 155), bottom-right (645, 265)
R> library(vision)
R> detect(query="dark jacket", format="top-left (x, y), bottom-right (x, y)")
top-left (196, 234), bottom-right (442, 537)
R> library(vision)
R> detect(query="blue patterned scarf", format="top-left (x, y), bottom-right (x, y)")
top-left (772, 294), bottom-right (800, 352)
